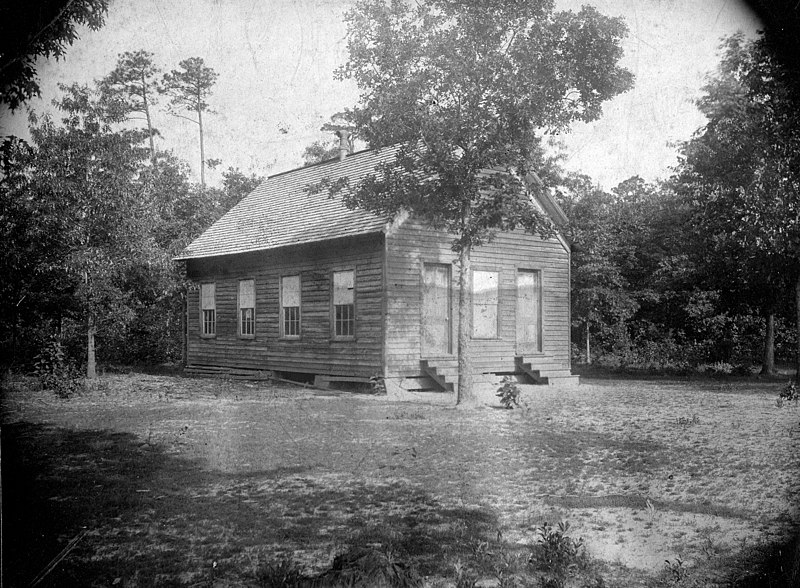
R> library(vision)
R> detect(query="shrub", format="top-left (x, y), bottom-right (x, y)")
top-left (660, 558), bottom-right (702, 587)
top-left (318, 546), bottom-right (423, 587)
top-left (777, 381), bottom-right (799, 408)
top-left (496, 376), bottom-right (521, 409)
top-left (370, 375), bottom-right (387, 395)
top-left (33, 336), bottom-right (83, 398)
top-left (453, 560), bottom-right (479, 588)
top-left (529, 521), bottom-right (586, 586)
top-left (696, 361), bottom-right (733, 377)
top-left (256, 558), bottom-right (306, 587)
top-left (257, 548), bottom-right (422, 587)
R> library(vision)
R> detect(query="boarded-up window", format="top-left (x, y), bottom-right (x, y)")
top-left (422, 264), bottom-right (451, 356)
top-left (472, 270), bottom-right (498, 339)
top-left (333, 270), bottom-right (355, 337)
top-left (200, 283), bottom-right (216, 336)
top-left (239, 279), bottom-right (255, 336)
top-left (281, 275), bottom-right (301, 337)
top-left (517, 270), bottom-right (542, 352)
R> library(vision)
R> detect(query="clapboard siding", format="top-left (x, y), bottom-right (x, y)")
top-left (385, 218), bottom-right (571, 378)
top-left (185, 215), bottom-right (572, 382)
top-left (186, 234), bottom-right (384, 378)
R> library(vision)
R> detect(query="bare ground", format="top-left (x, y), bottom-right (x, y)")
top-left (2, 372), bottom-right (799, 586)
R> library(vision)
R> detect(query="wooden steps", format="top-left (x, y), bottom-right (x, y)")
top-left (515, 356), bottom-right (579, 386)
top-left (420, 355), bottom-right (579, 393)
top-left (420, 359), bottom-right (456, 392)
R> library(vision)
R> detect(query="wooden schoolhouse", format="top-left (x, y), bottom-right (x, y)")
top-left (176, 142), bottom-right (578, 394)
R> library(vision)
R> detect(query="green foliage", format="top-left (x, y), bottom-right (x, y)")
top-left (257, 547), bottom-right (423, 588)
top-left (496, 376), bottom-right (521, 409)
top-left (99, 50), bottom-right (161, 116)
top-left (1, 67), bottom-right (238, 370)
top-left (255, 558), bottom-right (306, 587)
top-left (696, 361), bottom-right (733, 377)
top-left (98, 50), bottom-right (161, 161)
top-left (529, 521), bottom-right (586, 586)
top-left (676, 414), bottom-right (701, 428)
top-left (452, 560), bottom-right (479, 588)
top-left (33, 336), bottom-right (83, 398)
top-left (370, 375), bottom-right (387, 395)
top-left (161, 57), bottom-right (218, 114)
top-left (777, 382), bottom-right (799, 408)
top-left (328, 0), bottom-right (631, 403)
top-left (674, 31), bottom-right (800, 375)
top-left (161, 56), bottom-right (219, 187)
top-left (660, 558), bottom-right (702, 587)
top-left (302, 140), bottom-right (340, 166)
top-left (0, 0), bottom-right (109, 110)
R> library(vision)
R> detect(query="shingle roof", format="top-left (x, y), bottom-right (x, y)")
top-left (176, 146), bottom-right (401, 260)
top-left (176, 144), bottom-right (569, 261)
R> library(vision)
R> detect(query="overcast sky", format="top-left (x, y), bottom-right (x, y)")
top-left (0, 0), bottom-right (761, 189)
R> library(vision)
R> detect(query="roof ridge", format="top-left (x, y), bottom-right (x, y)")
top-left (266, 144), bottom-right (400, 180)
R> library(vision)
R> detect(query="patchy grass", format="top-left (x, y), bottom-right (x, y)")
top-left (2, 372), bottom-right (800, 586)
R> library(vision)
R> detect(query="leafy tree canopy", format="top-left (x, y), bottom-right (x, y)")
top-left (676, 31), bottom-right (800, 375)
top-left (0, 0), bottom-right (108, 111)
top-left (98, 50), bottom-right (162, 162)
top-left (161, 56), bottom-right (218, 189)
top-left (319, 0), bottom-right (632, 402)
top-left (161, 57), bottom-right (218, 116)
top-left (302, 140), bottom-right (340, 166)
top-left (330, 0), bottom-right (633, 250)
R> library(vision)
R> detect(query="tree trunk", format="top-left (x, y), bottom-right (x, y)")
top-left (87, 314), bottom-right (97, 379)
top-left (10, 293), bottom-right (20, 369)
top-left (142, 73), bottom-right (156, 164)
top-left (198, 106), bottom-right (205, 191)
top-left (761, 310), bottom-right (776, 376)
top-left (456, 242), bottom-right (474, 405)
top-left (795, 274), bottom-right (800, 382)
top-left (585, 319), bottom-right (591, 365)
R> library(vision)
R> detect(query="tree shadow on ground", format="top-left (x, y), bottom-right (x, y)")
top-left (2, 421), bottom-right (499, 587)
top-left (710, 533), bottom-right (800, 588)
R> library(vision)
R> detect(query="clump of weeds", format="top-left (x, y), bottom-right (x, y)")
top-left (529, 521), bottom-right (590, 588)
top-left (676, 414), bottom-right (700, 428)
top-left (659, 558), bottom-right (703, 587)
top-left (496, 376), bottom-right (522, 409)
top-left (33, 335), bottom-right (84, 398)
top-left (255, 546), bottom-right (423, 587)
top-left (777, 381), bottom-right (799, 407)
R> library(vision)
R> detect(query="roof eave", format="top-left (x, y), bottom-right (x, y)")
top-left (173, 228), bottom-right (387, 262)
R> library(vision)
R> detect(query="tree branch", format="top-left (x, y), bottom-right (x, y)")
top-left (0, 0), bottom-right (80, 74)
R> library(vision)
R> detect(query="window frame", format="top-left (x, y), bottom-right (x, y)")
top-left (332, 268), bottom-right (356, 340)
top-left (199, 282), bottom-right (216, 338)
top-left (238, 278), bottom-right (256, 338)
top-left (471, 269), bottom-right (500, 340)
top-left (280, 274), bottom-right (301, 339)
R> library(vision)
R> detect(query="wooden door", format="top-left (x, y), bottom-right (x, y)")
top-left (422, 264), bottom-right (451, 356)
top-left (516, 270), bottom-right (542, 354)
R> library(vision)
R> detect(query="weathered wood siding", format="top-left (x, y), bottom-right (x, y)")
top-left (385, 218), bottom-right (571, 377)
top-left (185, 234), bottom-right (385, 378)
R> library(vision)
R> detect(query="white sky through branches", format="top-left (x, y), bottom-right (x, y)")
top-left (0, 0), bottom-right (760, 190)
